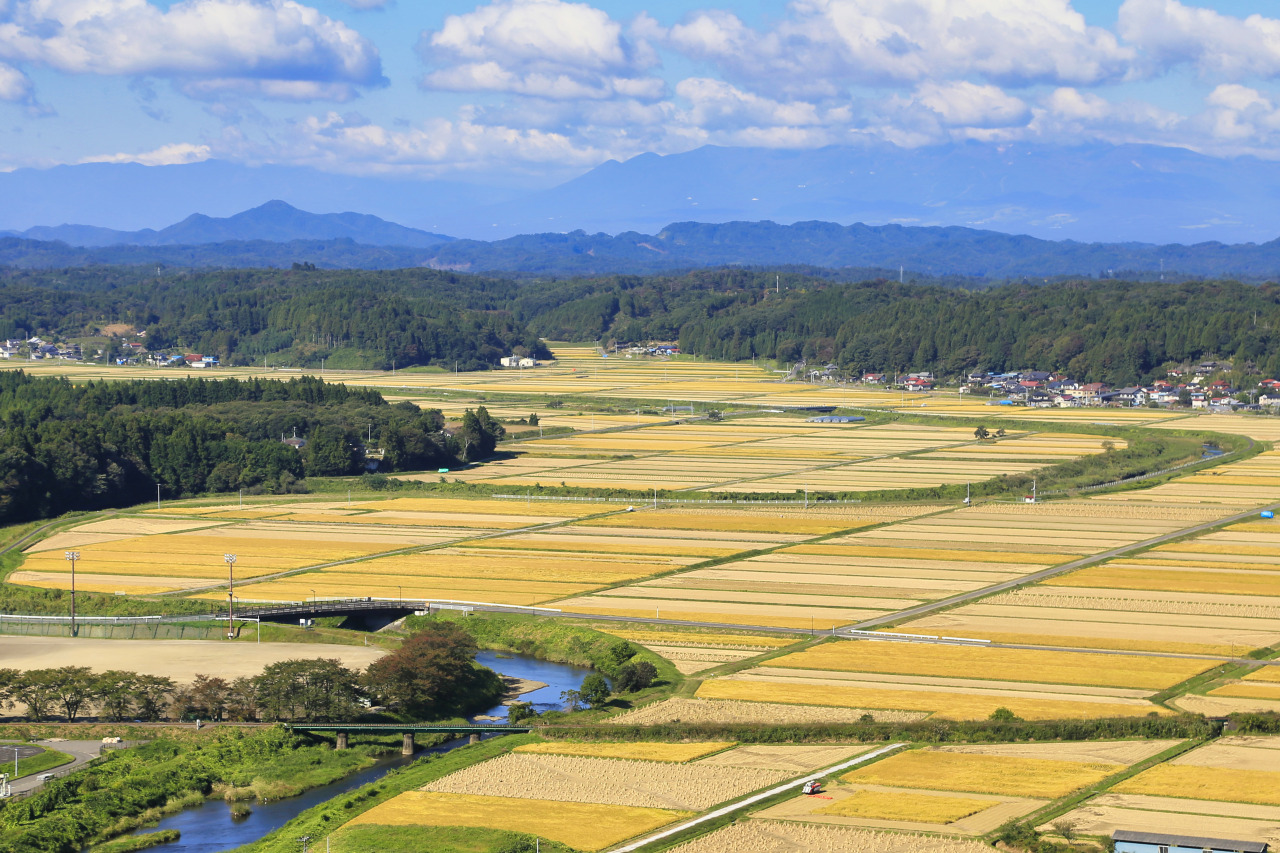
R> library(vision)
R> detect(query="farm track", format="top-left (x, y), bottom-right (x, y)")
top-left (849, 499), bottom-right (1280, 633)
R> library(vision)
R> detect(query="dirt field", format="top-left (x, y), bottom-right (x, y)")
top-left (0, 636), bottom-right (385, 680)
top-left (695, 745), bottom-right (871, 772)
top-left (423, 753), bottom-right (792, 811)
top-left (932, 740), bottom-right (1181, 764)
top-left (1043, 797), bottom-right (1280, 846)
top-left (668, 820), bottom-right (995, 852)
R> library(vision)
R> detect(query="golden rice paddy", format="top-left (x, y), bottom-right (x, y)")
top-left (513, 742), bottom-right (734, 763)
top-left (815, 790), bottom-right (993, 824)
top-left (344, 791), bottom-right (688, 852)
top-left (667, 821), bottom-right (995, 853)
top-left (842, 750), bottom-right (1124, 798)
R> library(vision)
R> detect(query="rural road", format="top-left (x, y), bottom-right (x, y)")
top-left (608, 742), bottom-right (906, 852)
top-left (7, 739), bottom-right (103, 796)
top-left (850, 499), bottom-right (1280, 631)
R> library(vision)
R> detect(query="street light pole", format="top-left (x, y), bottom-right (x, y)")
top-left (64, 551), bottom-right (78, 636)
top-left (224, 554), bottom-right (237, 639)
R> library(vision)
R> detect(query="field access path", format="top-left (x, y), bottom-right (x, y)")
top-left (848, 498), bottom-right (1280, 633)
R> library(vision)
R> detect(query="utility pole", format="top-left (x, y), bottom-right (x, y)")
top-left (225, 554), bottom-right (237, 639)
top-left (156, 483), bottom-right (161, 510)
top-left (64, 551), bottom-right (78, 636)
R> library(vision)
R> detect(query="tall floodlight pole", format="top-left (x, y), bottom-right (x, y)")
top-left (225, 554), bottom-right (237, 639)
top-left (64, 552), bottom-right (79, 636)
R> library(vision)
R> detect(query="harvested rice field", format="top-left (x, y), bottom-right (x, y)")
top-left (512, 742), bottom-right (734, 762)
top-left (1043, 793), bottom-right (1280, 849)
top-left (842, 746), bottom-right (1135, 798)
top-left (343, 791), bottom-right (689, 852)
top-left (668, 821), bottom-right (994, 853)
top-left (1051, 738), bottom-right (1280, 847)
top-left (695, 744), bottom-right (873, 772)
top-left (606, 697), bottom-right (928, 725)
top-left (695, 678), bottom-right (1167, 720)
top-left (563, 500), bottom-right (1217, 631)
top-left (755, 783), bottom-right (1037, 835)
top-left (423, 752), bottom-right (791, 811)
top-left (1113, 736), bottom-right (1280, 805)
top-left (1093, 450), bottom-right (1280, 506)
top-left (769, 640), bottom-right (1216, 688)
top-left (906, 514), bottom-right (1280, 655)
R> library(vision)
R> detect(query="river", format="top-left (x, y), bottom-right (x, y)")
top-left (108, 651), bottom-right (591, 853)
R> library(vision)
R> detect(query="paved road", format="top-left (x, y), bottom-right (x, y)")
top-left (8, 739), bottom-right (102, 795)
top-left (610, 742), bottom-right (906, 852)
top-left (850, 499), bottom-right (1280, 631)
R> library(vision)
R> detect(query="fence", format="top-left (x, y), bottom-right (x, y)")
top-left (0, 614), bottom-right (228, 640)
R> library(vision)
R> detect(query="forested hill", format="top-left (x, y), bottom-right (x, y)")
top-left (0, 373), bottom-right (508, 523)
top-left (4, 267), bottom-right (1280, 384)
top-left (6, 217), bottom-right (1280, 278)
top-left (0, 266), bottom-right (549, 370)
top-left (509, 272), bottom-right (1280, 384)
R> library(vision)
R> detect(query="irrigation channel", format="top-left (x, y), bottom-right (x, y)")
top-left (101, 653), bottom-right (593, 853)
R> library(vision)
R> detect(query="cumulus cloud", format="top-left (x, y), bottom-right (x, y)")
top-left (1119, 0), bottom-right (1280, 79)
top-left (419, 0), bottom-right (662, 100)
top-left (0, 60), bottom-right (32, 102)
top-left (662, 0), bottom-right (1132, 96)
top-left (0, 0), bottom-right (384, 101)
top-left (913, 80), bottom-right (1029, 127)
top-left (81, 142), bottom-right (213, 166)
top-left (271, 111), bottom-right (610, 176)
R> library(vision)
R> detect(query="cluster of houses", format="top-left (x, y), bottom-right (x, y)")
top-left (146, 353), bottom-right (220, 369)
top-left (857, 362), bottom-right (1277, 411)
top-left (0, 337), bottom-right (83, 361)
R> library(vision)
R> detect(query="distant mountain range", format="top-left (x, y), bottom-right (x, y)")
top-left (2, 200), bottom-right (452, 249)
top-left (4, 205), bottom-right (1280, 279)
top-left (4, 141), bottom-right (1280, 245)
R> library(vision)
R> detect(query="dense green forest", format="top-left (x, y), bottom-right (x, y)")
top-left (0, 266), bottom-right (548, 370)
top-left (4, 266), bottom-right (1280, 383)
top-left (511, 272), bottom-right (1280, 383)
top-left (0, 373), bottom-right (505, 523)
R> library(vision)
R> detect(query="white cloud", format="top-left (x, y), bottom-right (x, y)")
top-left (676, 78), bottom-right (838, 129)
top-left (1119, 0), bottom-right (1280, 79)
top-left (0, 0), bottom-right (384, 101)
top-left (0, 60), bottom-right (32, 102)
top-left (81, 142), bottom-right (212, 166)
top-left (913, 80), bottom-right (1028, 127)
top-left (268, 111), bottom-right (610, 176)
top-left (419, 0), bottom-right (661, 101)
top-left (662, 0), bottom-right (1132, 96)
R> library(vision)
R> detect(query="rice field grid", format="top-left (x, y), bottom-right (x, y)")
top-left (692, 640), bottom-right (1213, 720)
top-left (418, 420), bottom-right (1121, 494)
top-left (556, 500), bottom-right (1212, 631)
top-left (595, 625), bottom-right (804, 674)
top-left (667, 821), bottom-right (995, 853)
top-left (1093, 450), bottom-right (1280, 506)
top-left (903, 513), bottom-right (1280, 656)
top-left (1046, 736), bottom-right (1280, 847)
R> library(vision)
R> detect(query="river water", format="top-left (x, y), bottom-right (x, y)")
top-left (108, 651), bottom-right (591, 853)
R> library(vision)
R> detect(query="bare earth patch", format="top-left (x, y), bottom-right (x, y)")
top-left (0, 636), bottom-right (384, 681)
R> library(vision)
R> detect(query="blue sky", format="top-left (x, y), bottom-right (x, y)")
top-left (2, 0), bottom-right (1278, 184)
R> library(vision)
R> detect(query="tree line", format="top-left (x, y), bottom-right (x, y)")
top-left (0, 623), bottom-right (503, 723)
top-left (0, 372), bottom-right (506, 523)
top-left (0, 266), bottom-right (549, 370)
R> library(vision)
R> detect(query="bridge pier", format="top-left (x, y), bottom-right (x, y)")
top-left (335, 732), bottom-right (348, 750)
top-left (402, 732), bottom-right (415, 755)
top-left (469, 734), bottom-right (480, 745)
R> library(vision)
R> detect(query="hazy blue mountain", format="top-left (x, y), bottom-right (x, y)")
top-left (8, 201), bottom-right (453, 248)
top-left (4, 217), bottom-right (1280, 279)
top-left (3, 142), bottom-right (1280, 245)
top-left (0, 160), bottom-right (521, 234)
top-left (451, 142), bottom-right (1280, 245)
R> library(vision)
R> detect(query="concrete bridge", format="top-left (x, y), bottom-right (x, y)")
top-left (288, 722), bottom-right (532, 754)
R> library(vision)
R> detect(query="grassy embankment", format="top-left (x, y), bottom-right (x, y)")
top-left (0, 726), bottom-right (405, 853)
top-left (0, 742), bottom-right (75, 779)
